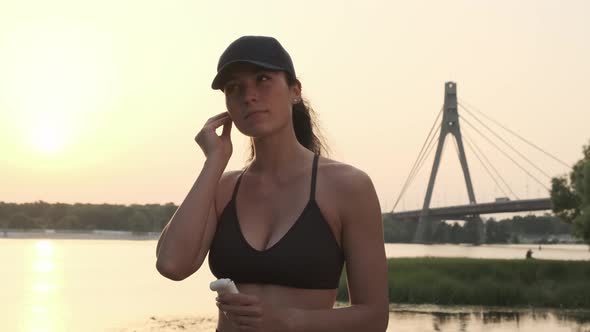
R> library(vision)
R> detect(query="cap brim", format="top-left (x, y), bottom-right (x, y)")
top-left (211, 60), bottom-right (285, 90)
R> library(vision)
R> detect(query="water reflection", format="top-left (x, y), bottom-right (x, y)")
top-left (432, 312), bottom-right (469, 331)
top-left (390, 305), bottom-right (590, 332)
top-left (24, 240), bottom-right (62, 332)
top-left (2, 239), bottom-right (588, 332)
top-left (555, 311), bottom-right (590, 324)
top-left (481, 310), bottom-right (522, 325)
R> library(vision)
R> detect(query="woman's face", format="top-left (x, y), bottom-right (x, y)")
top-left (222, 63), bottom-right (300, 138)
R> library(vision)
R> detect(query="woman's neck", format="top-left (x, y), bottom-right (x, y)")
top-left (249, 127), bottom-right (313, 177)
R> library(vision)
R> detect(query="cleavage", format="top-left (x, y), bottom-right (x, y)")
top-left (235, 176), bottom-right (310, 251)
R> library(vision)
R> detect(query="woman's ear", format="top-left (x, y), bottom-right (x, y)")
top-left (290, 79), bottom-right (302, 101)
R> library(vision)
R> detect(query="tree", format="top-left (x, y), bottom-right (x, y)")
top-left (485, 219), bottom-right (510, 244)
top-left (128, 210), bottom-right (151, 233)
top-left (551, 140), bottom-right (590, 248)
top-left (9, 213), bottom-right (35, 229)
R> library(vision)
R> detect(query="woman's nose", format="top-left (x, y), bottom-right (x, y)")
top-left (241, 82), bottom-right (259, 103)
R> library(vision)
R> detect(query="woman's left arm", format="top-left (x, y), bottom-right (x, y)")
top-left (288, 169), bottom-right (389, 332)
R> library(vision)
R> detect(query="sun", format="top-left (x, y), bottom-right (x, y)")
top-left (4, 27), bottom-right (109, 156)
top-left (31, 121), bottom-right (67, 154)
top-left (13, 46), bottom-right (88, 155)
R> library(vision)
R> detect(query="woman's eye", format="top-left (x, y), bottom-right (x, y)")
top-left (224, 83), bottom-right (239, 94)
top-left (257, 74), bottom-right (271, 82)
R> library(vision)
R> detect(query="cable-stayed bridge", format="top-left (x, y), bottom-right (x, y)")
top-left (391, 198), bottom-right (552, 220)
top-left (390, 82), bottom-right (569, 244)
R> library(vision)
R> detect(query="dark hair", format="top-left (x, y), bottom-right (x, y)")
top-left (247, 73), bottom-right (328, 161)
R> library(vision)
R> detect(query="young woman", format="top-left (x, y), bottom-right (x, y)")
top-left (156, 36), bottom-right (389, 332)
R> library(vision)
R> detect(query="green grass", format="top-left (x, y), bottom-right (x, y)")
top-left (337, 258), bottom-right (590, 308)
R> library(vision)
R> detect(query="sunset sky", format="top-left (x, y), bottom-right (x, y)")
top-left (1, 0), bottom-right (589, 212)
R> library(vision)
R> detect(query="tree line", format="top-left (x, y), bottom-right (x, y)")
top-left (382, 213), bottom-right (573, 244)
top-left (0, 200), bottom-right (574, 243)
top-left (0, 201), bottom-right (176, 233)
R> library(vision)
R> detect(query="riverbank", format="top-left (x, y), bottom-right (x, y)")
top-left (0, 229), bottom-right (159, 240)
top-left (337, 257), bottom-right (590, 308)
top-left (113, 305), bottom-right (590, 332)
top-left (112, 315), bottom-right (217, 332)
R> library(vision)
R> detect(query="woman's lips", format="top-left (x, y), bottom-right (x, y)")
top-left (245, 110), bottom-right (267, 119)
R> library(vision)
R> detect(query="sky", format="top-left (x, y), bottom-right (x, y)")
top-left (1, 0), bottom-right (589, 213)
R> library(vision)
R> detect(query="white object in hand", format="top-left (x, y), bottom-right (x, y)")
top-left (210, 278), bottom-right (239, 295)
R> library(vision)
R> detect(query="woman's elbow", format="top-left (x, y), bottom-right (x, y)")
top-left (371, 303), bottom-right (389, 332)
top-left (155, 259), bottom-right (193, 281)
top-left (377, 313), bottom-right (389, 332)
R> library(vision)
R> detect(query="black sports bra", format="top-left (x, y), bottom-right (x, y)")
top-left (208, 154), bottom-right (344, 289)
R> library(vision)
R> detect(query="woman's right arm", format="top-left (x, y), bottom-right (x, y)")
top-left (155, 112), bottom-right (233, 281)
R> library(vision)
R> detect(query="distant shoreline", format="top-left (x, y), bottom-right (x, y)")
top-left (0, 229), bottom-right (160, 241)
top-left (0, 229), bottom-right (583, 244)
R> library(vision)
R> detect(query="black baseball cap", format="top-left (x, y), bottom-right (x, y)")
top-left (211, 36), bottom-right (296, 90)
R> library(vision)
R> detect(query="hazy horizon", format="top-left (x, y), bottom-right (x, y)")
top-left (1, 1), bottom-right (589, 212)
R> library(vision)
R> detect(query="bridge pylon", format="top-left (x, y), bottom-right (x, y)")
top-left (413, 82), bottom-right (485, 244)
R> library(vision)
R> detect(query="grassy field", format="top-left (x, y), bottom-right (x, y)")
top-left (337, 257), bottom-right (590, 308)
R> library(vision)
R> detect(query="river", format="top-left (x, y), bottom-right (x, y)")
top-left (1, 238), bottom-right (588, 332)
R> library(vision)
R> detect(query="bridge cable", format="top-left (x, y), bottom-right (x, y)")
top-left (459, 115), bottom-right (550, 191)
top-left (404, 110), bottom-right (443, 191)
top-left (463, 130), bottom-right (519, 199)
top-left (458, 99), bottom-right (570, 168)
top-left (392, 128), bottom-right (438, 211)
top-left (462, 130), bottom-right (517, 199)
top-left (407, 126), bottom-right (441, 193)
top-left (393, 132), bottom-right (440, 212)
top-left (392, 108), bottom-right (443, 211)
top-left (459, 104), bottom-right (553, 180)
top-left (464, 138), bottom-right (510, 199)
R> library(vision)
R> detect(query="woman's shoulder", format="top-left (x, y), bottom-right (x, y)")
top-left (218, 169), bottom-right (245, 192)
top-left (214, 169), bottom-right (244, 212)
top-left (316, 156), bottom-right (379, 225)
top-left (317, 156), bottom-right (375, 194)
top-left (219, 169), bottom-right (244, 184)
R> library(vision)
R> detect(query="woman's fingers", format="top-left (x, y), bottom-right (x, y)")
top-left (218, 303), bottom-right (262, 317)
top-left (221, 119), bottom-right (232, 138)
top-left (206, 112), bottom-right (230, 123)
top-left (218, 293), bottom-right (260, 306)
top-left (205, 112), bottom-right (230, 124)
top-left (193, 112), bottom-right (233, 161)
top-left (205, 114), bottom-right (231, 131)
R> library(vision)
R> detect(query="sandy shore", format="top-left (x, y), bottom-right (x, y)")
top-left (112, 315), bottom-right (218, 332)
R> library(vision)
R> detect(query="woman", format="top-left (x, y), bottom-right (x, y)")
top-left (156, 36), bottom-right (389, 332)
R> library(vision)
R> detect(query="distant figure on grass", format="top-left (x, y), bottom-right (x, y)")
top-left (155, 36), bottom-right (389, 332)
top-left (526, 248), bottom-right (534, 259)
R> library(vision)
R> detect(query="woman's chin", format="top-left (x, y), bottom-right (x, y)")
top-left (236, 124), bottom-right (274, 138)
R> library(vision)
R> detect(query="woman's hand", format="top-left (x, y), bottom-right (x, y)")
top-left (217, 293), bottom-right (292, 332)
top-left (195, 112), bottom-right (233, 164)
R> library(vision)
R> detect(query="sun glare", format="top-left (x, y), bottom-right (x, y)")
top-left (30, 118), bottom-right (68, 154)
top-left (5, 27), bottom-right (109, 155)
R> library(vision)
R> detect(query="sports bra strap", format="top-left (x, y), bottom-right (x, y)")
top-left (231, 168), bottom-right (248, 201)
top-left (310, 154), bottom-right (319, 201)
top-left (232, 155), bottom-right (318, 202)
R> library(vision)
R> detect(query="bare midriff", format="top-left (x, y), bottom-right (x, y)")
top-left (216, 283), bottom-right (338, 332)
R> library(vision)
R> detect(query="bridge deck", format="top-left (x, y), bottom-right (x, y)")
top-left (391, 198), bottom-right (552, 219)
